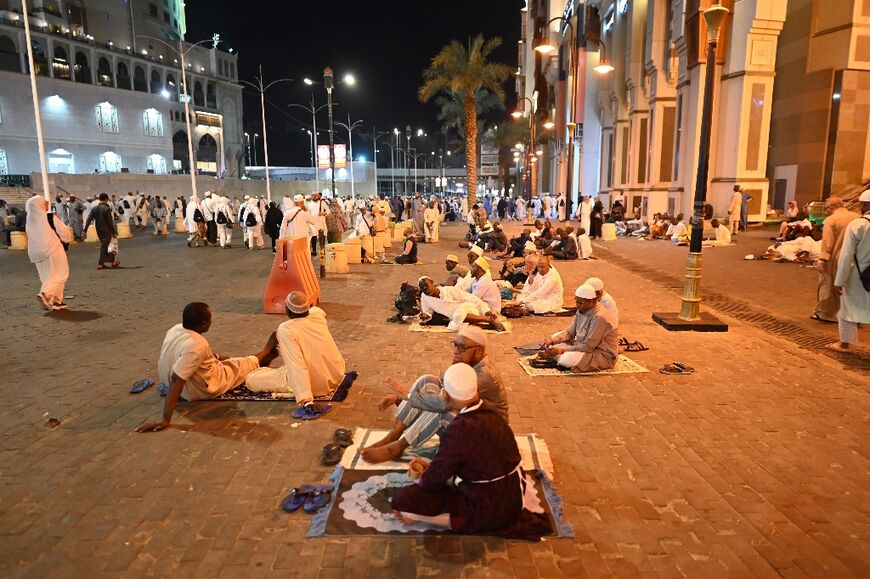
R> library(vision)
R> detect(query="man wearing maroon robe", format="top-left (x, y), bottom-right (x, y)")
top-left (391, 363), bottom-right (524, 534)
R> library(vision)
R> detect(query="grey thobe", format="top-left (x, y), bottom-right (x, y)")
top-left (412, 197), bottom-right (425, 234)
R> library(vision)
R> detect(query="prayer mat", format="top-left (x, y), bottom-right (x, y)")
top-left (377, 261), bottom-right (426, 266)
top-left (532, 308), bottom-right (576, 317)
top-left (517, 355), bottom-right (648, 377)
top-left (339, 428), bottom-right (553, 479)
top-left (306, 466), bottom-right (572, 539)
top-left (409, 321), bottom-right (513, 334)
top-left (190, 371), bottom-right (357, 402)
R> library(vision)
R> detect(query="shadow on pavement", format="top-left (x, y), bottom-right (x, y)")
top-left (45, 310), bottom-right (102, 322)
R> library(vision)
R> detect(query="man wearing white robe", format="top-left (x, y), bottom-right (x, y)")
top-left (419, 277), bottom-right (504, 331)
top-left (280, 194), bottom-right (295, 215)
top-left (215, 196), bottom-right (234, 248)
top-left (703, 219), bottom-right (732, 247)
top-left (585, 277), bottom-right (619, 328)
top-left (515, 196), bottom-right (526, 221)
top-left (351, 206), bottom-right (376, 261)
top-left (241, 198), bottom-right (265, 250)
top-left (512, 256), bottom-right (564, 314)
top-left (423, 201), bottom-right (440, 242)
top-left (831, 191), bottom-right (870, 350)
top-left (577, 230), bottom-right (593, 259)
top-left (557, 192), bottom-right (566, 221)
top-left (247, 292), bottom-right (346, 415)
top-left (467, 256), bottom-right (501, 315)
top-left (578, 196), bottom-right (592, 236)
top-left (280, 194), bottom-right (320, 239)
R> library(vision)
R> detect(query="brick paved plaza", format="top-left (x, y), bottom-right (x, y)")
top-left (1, 222), bottom-right (868, 578)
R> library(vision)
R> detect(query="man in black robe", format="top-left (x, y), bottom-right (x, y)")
top-left (84, 193), bottom-right (118, 268)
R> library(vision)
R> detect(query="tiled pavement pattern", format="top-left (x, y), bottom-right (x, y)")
top-left (0, 222), bottom-right (868, 578)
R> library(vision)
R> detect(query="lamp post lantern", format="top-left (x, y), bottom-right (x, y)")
top-left (653, 3), bottom-right (730, 332)
top-left (289, 95), bottom-right (328, 194)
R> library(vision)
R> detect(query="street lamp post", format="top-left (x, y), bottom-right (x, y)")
top-left (512, 96), bottom-right (536, 225)
top-left (139, 34), bottom-right (219, 202)
top-left (289, 95), bottom-right (328, 194)
top-left (239, 65), bottom-right (294, 203)
top-left (253, 133), bottom-right (259, 165)
top-left (361, 125), bottom-right (388, 196)
top-left (653, 3), bottom-right (730, 332)
top-left (21, 0), bottom-right (49, 201)
top-left (336, 115), bottom-right (363, 199)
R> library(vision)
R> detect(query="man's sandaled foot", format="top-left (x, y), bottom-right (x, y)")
top-left (37, 293), bottom-right (51, 311)
top-left (360, 441), bottom-right (405, 464)
top-left (490, 321), bottom-right (506, 332)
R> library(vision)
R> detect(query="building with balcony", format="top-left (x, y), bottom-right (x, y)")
top-left (519, 0), bottom-right (869, 223)
top-left (0, 0), bottom-right (244, 181)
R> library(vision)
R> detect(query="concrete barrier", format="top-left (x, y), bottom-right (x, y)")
top-left (116, 222), bottom-right (133, 239)
top-left (9, 231), bottom-right (27, 250)
top-left (325, 243), bottom-right (349, 274)
top-left (344, 237), bottom-right (362, 264)
top-left (602, 223), bottom-right (617, 241)
top-left (174, 217), bottom-right (186, 233)
top-left (84, 226), bottom-right (99, 243)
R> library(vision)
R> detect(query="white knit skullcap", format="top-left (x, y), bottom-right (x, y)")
top-left (243, 195), bottom-right (251, 200)
top-left (284, 291), bottom-right (310, 314)
top-left (457, 324), bottom-right (487, 347)
top-left (575, 284), bottom-right (596, 299)
top-left (442, 363), bottom-right (478, 401)
top-left (523, 241), bottom-right (536, 253)
top-left (860, 189), bottom-right (870, 202)
top-left (473, 256), bottom-right (490, 272)
top-left (469, 245), bottom-right (484, 257)
top-left (293, 194), bottom-right (304, 203)
top-left (585, 277), bottom-right (604, 292)
top-left (445, 254), bottom-right (459, 263)
top-left (418, 276), bottom-right (432, 284)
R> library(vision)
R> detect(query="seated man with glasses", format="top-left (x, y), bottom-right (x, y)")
top-left (360, 325), bottom-right (508, 464)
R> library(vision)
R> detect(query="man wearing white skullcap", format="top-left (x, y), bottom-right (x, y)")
top-left (239, 195), bottom-right (265, 250)
top-left (535, 283), bottom-right (618, 372)
top-left (390, 362), bottom-right (524, 534)
top-left (280, 193), bottom-right (320, 240)
top-left (199, 190), bottom-right (218, 246)
top-left (584, 277), bottom-right (619, 328)
top-left (467, 256), bottom-right (502, 314)
top-left (455, 246), bottom-right (487, 291)
top-left (507, 255), bottom-right (564, 315)
top-left (137, 302), bottom-right (280, 432)
top-left (444, 254), bottom-right (470, 286)
top-left (246, 291), bottom-right (346, 419)
top-left (830, 189), bottom-right (870, 350)
top-left (418, 277), bottom-right (505, 332)
top-left (361, 325), bottom-right (509, 463)
top-left (214, 195), bottom-right (234, 248)
top-left (280, 193), bottom-right (294, 215)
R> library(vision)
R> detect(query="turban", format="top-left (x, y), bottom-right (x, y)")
top-left (442, 363), bottom-right (478, 401)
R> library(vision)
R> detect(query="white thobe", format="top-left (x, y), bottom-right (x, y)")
top-left (518, 267), bottom-right (564, 313)
top-left (557, 195), bottom-right (566, 221)
top-left (705, 224), bottom-right (731, 246)
top-left (280, 206), bottom-right (320, 239)
top-left (420, 285), bottom-right (491, 331)
top-left (834, 214), bottom-right (870, 324)
top-left (469, 273), bottom-right (501, 314)
top-left (578, 233), bottom-right (593, 259)
top-left (580, 201), bottom-right (592, 235)
top-left (670, 222), bottom-right (687, 242)
top-left (246, 308), bottom-right (346, 403)
top-left (600, 291), bottom-right (619, 328)
top-left (423, 206), bottom-right (439, 241)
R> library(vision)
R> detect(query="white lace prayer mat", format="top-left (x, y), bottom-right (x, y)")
top-left (340, 427), bottom-right (554, 479)
top-left (408, 320), bottom-right (513, 334)
top-left (517, 354), bottom-right (649, 377)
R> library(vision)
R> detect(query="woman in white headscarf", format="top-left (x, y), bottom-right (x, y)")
top-left (185, 194), bottom-right (204, 247)
top-left (25, 195), bottom-right (70, 310)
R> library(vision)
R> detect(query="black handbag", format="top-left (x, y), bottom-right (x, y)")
top-left (855, 217), bottom-right (870, 291)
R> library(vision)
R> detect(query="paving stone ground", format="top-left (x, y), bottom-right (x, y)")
top-left (0, 220), bottom-right (868, 578)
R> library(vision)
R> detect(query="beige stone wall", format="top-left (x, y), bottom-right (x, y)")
top-left (29, 173), bottom-right (375, 201)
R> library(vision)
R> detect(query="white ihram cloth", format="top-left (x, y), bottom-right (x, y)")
top-left (518, 266), bottom-right (564, 314)
top-left (280, 206), bottom-right (320, 239)
top-left (705, 224), bottom-right (731, 246)
top-left (280, 196), bottom-right (295, 215)
top-left (420, 285), bottom-right (492, 331)
top-left (599, 291), bottom-right (619, 328)
top-left (157, 324), bottom-right (260, 401)
top-left (307, 199), bottom-right (329, 236)
top-left (185, 198), bottom-right (200, 233)
top-left (834, 214), bottom-right (870, 324)
top-left (246, 307), bottom-right (346, 403)
top-left (577, 233), bottom-right (593, 258)
top-left (25, 196), bottom-right (69, 304)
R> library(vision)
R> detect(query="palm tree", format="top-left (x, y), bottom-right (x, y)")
top-left (482, 123), bottom-right (527, 194)
top-left (419, 35), bottom-right (512, 206)
top-left (435, 89), bottom-right (504, 145)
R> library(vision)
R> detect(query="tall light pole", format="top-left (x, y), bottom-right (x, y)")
top-left (289, 94), bottom-right (328, 194)
top-left (653, 3), bottom-right (730, 332)
top-left (239, 66), bottom-right (294, 202)
top-left (139, 34), bottom-right (219, 201)
top-left (336, 115), bottom-right (363, 199)
top-left (303, 128), bottom-right (314, 168)
top-left (512, 96), bottom-right (536, 225)
top-left (21, 0), bottom-right (49, 200)
top-left (395, 128), bottom-right (404, 195)
top-left (361, 125), bottom-right (387, 196)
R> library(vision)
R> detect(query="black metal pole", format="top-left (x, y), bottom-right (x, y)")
top-left (689, 38), bottom-right (718, 254)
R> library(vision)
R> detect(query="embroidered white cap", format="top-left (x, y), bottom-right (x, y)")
top-left (445, 254), bottom-right (459, 263)
top-left (442, 362), bottom-right (478, 400)
top-left (457, 324), bottom-right (487, 347)
top-left (469, 245), bottom-right (484, 257)
top-left (575, 284), bottom-right (596, 299)
top-left (284, 291), bottom-right (310, 314)
top-left (293, 194), bottom-right (304, 203)
top-left (584, 277), bottom-right (604, 292)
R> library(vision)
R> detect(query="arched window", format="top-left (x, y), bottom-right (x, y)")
top-left (94, 102), bottom-right (119, 133)
top-left (98, 151), bottom-right (122, 173)
top-left (116, 61), bottom-right (130, 89)
top-left (193, 80), bottom-right (204, 106)
top-left (47, 148), bottom-right (75, 173)
top-left (172, 130), bottom-right (189, 172)
top-left (52, 45), bottom-right (70, 80)
top-left (0, 149), bottom-right (8, 175)
top-left (147, 154), bottom-right (167, 174)
top-left (142, 108), bottom-right (163, 137)
top-left (197, 133), bottom-right (217, 173)
top-left (74, 51), bottom-right (90, 83)
top-left (150, 69), bottom-right (162, 93)
top-left (165, 73), bottom-right (176, 99)
top-left (206, 82), bottom-right (216, 108)
top-left (97, 57), bottom-right (113, 86)
top-left (28, 40), bottom-right (48, 76)
top-left (0, 35), bottom-right (18, 73)
top-left (133, 65), bottom-right (147, 92)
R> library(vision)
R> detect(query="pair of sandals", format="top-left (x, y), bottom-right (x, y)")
top-left (322, 429), bottom-right (353, 466)
top-left (292, 402), bottom-right (333, 420)
top-left (280, 484), bottom-right (335, 514)
top-left (618, 337), bottom-right (649, 352)
top-left (659, 362), bottom-right (695, 375)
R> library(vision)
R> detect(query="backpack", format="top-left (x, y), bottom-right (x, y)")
top-left (245, 210), bottom-right (257, 227)
top-left (394, 282), bottom-right (421, 317)
top-left (193, 208), bottom-right (204, 223)
top-left (123, 199), bottom-right (130, 208)
top-left (216, 210), bottom-right (227, 224)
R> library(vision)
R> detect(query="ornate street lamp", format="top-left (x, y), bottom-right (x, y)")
top-left (653, 3), bottom-right (730, 332)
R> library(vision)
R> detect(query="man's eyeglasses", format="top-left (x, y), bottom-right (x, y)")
top-left (451, 340), bottom-right (479, 353)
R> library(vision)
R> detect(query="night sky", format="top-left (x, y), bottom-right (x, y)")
top-left (186, 0), bottom-right (523, 166)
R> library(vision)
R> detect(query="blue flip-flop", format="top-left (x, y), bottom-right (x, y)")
top-left (158, 383), bottom-right (169, 397)
top-left (302, 485), bottom-right (335, 514)
top-left (281, 485), bottom-right (316, 513)
top-left (292, 403), bottom-right (333, 420)
top-left (130, 379), bottom-right (154, 394)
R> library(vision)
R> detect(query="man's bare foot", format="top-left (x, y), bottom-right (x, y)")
top-left (359, 441), bottom-right (406, 463)
top-left (824, 342), bottom-right (850, 352)
top-left (394, 510), bottom-right (415, 525)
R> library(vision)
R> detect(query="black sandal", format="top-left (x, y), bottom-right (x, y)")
top-left (624, 341), bottom-right (649, 352)
top-left (660, 362), bottom-right (695, 375)
top-left (530, 358), bottom-right (558, 369)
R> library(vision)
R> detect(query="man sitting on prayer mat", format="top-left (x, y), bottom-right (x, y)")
top-left (245, 291), bottom-right (346, 419)
top-left (136, 303), bottom-right (279, 432)
top-left (444, 254), bottom-right (470, 286)
top-left (505, 255), bottom-right (564, 315)
top-left (467, 256), bottom-right (502, 315)
top-left (418, 276), bottom-right (506, 332)
top-left (535, 283), bottom-right (618, 372)
top-left (390, 363), bottom-right (524, 534)
top-left (360, 325), bottom-right (508, 463)
top-left (584, 277), bottom-right (619, 328)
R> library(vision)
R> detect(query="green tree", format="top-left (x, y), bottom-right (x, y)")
top-left (419, 35), bottom-right (512, 205)
top-left (435, 89), bottom-right (504, 146)
top-left (482, 122), bottom-right (528, 195)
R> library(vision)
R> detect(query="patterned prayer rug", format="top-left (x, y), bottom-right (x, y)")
top-left (187, 371), bottom-right (357, 402)
top-left (408, 320), bottom-right (513, 334)
top-left (516, 355), bottom-right (648, 377)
